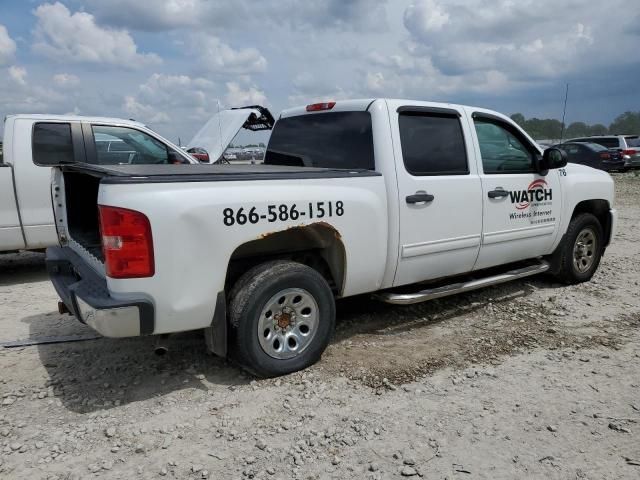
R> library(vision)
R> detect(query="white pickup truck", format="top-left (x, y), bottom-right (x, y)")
top-left (42, 99), bottom-right (616, 377)
top-left (0, 114), bottom-right (196, 253)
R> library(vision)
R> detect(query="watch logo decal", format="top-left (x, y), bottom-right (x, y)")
top-left (509, 179), bottom-right (552, 210)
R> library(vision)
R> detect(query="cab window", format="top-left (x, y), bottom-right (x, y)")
top-left (92, 125), bottom-right (182, 165)
top-left (474, 119), bottom-right (535, 174)
top-left (398, 112), bottom-right (468, 176)
top-left (32, 123), bottom-right (74, 165)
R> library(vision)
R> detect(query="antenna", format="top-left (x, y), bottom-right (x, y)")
top-left (559, 83), bottom-right (569, 143)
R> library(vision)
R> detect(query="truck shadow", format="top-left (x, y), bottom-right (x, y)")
top-left (0, 251), bottom-right (48, 286)
top-left (26, 274), bottom-right (559, 414)
top-left (26, 313), bottom-right (248, 414)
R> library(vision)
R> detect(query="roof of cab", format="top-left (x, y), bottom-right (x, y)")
top-left (5, 113), bottom-right (146, 128)
top-left (280, 99), bottom-right (376, 118)
top-left (279, 98), bottom-right (479, 119)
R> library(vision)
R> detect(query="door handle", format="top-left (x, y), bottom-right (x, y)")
top-left (488, 188), bottom-right (509, 199)
top-left (406, 193), bottom-right (435, 204)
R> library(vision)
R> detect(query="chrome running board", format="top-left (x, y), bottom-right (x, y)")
top-left (374, 260), bottom-right (550, 305)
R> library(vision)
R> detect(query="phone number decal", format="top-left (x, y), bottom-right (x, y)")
top-left (223, 201), bottom-right (344, 226)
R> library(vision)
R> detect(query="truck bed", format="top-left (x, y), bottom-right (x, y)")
top-left (64, 163), bottom-right (381, 184)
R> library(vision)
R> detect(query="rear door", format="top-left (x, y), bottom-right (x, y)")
top-left (389, 102), bottom-right (483, 286)
top-left (470, 112), bottom-right (562, 270)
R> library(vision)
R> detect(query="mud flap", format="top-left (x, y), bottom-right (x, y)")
top-left (204, 291), bottom-right (227, 357)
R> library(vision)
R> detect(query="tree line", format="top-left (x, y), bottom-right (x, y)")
top-left (510, 111), bottom-right (640, 140)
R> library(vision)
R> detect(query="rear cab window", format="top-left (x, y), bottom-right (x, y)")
top-left (398, 112), bottom-right (468, 175)
top-left (264, 112), bottom-right (374, 170)
top-left (32, 123), bottom-right (74, 164)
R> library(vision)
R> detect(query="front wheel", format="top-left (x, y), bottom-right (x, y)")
top-left (551, 213), bottom-right (604, 284)
top-left (228, 260), bottom-right (336, 377)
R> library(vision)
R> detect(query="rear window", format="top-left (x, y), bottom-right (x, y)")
top-left (583, 138), bottom-right (621, 149)
top-left (32, 123), bottom-right (74, 164)
top-left (625, 136), bottom-right (640, 147)
top-left (399, 113), bottom-right (468, 175)
top-left (264, 112), bottom-right (374, 170)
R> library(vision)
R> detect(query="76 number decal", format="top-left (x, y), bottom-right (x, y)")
top-left (223, 201), bottom-right (344, 226)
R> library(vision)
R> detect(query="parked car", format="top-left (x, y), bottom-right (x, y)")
top-left (0, 114), bottom-right (196, 254)
top-left (42, 99), bottom-right (616, 377)
top-left (569, 135), bottom-right (640, 169)
top-left (551, 142), bottom-right (625, 172)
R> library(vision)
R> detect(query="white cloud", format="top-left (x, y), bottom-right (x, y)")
top-left (402, 0), bottom-right (605, 83)
top-left (192, 34), bottom-right (267, 75)
top-left (0, 25), bottom-right (16, 65)
top-left (225, 82), bottom-right (267, 107)
top-left (8, 66), bottom-right (27, 86)
top-left (123, 96), bottom-right (170, 124)
top-left (52, 73), bottom-right (80, 88)
top-left (404, 0), bottom-right (449, 34)
top-left (32, 2), bottom-right (161, 68)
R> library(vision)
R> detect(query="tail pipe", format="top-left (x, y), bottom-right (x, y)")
top-left (154, 334), bottom-right (170, 356)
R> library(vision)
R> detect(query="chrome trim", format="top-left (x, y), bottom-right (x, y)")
top-left (374, 260), bottom-right (550, 305)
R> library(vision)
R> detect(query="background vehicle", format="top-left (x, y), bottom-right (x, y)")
top-left (569, 135), bottom-right (640, 169)
top-left (0, 114), bottom-right (195, 253)
top-left (43, 99), bottom-right (616, 378)
top-left (552, 142), bottom-right (625, 172)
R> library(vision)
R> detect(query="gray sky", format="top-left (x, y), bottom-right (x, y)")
top-left (1, 0), bottom-right (639, 143)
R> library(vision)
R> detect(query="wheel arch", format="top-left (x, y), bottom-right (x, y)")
top-left (570, 199), bottom-right (611, 247)
top-left (226, 223), bottom-right (347, 296)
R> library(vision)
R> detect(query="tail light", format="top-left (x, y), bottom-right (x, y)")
top-left (306, 102), bottom-right (336, 112)
top-left (600, 152), bottom-right (610, 159)
top-left (621, 149), bottom-right (635, 156)
top-left (98, 205), bottom-right (154, 279)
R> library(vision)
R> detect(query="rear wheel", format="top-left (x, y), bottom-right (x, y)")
top-left (228, 260), bottom-right (335, 377)
top-left (551, 213), bottom-right (603, 284)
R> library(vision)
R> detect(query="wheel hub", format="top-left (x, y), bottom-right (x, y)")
top-left (275, 307), bottom-right (295, 330)
top-left (572, 227), bottom-right (597, 274)
top-left (258, 288), bottom-right (319, 360)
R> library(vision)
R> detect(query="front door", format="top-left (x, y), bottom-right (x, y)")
top-left (390, 102), bottom-right (483, 287)
top-left (470, 113), bottom-right (562, 270)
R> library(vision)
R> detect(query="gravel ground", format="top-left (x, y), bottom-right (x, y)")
top-left (1, 172), bottom-right (639, 480)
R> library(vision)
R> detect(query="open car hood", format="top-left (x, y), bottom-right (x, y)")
top-left (188, 106), bottom-right (274, 163)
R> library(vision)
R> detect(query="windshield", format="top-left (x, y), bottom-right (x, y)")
top-left (264, 112), bottom-right (375, 170)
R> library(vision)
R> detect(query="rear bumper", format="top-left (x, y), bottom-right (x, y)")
top-left (623, 155), bottom-right (640, 168)
top-left (46, 246), bottom-right (154, 337)
top-left (602, 160), bottom-right (626, 171)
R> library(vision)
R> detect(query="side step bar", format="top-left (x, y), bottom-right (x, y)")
top-left (374, 260), bottom-right (550, 305)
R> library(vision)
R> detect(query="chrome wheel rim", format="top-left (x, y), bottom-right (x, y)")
top-left (258, 288), bottom-right (319, 360)
top-left (573, 227), bottom-right (597, 273)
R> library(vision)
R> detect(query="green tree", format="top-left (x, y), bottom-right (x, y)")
top-left (565, 122), bottom-right (589, 138)
top-left (609, 111), bottom-right (640, 135)
top-left (510, 113), bottom-right (525, 127)
top-left (588, 124), bottom-right (608, 135)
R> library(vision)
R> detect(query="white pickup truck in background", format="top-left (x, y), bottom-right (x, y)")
top-left (41, 99), bottom-right (617, 377)
top-left (0, 114), bottom-right (196, 254)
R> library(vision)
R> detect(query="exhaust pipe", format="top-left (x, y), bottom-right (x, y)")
top-left (58, 301), bottom-right (70, 314)
top-left (154, 334), bottom-right (170, 356)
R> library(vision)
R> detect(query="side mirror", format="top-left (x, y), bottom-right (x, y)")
top-left (186, 147), bottom-right (209, 163)
top-left (538, 147), bottom-right (567, 174)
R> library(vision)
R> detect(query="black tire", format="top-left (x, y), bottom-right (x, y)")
top-left (551, 213), bottom-right (603, 284)
top-left (228, 260), bottom-right (335, 377)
